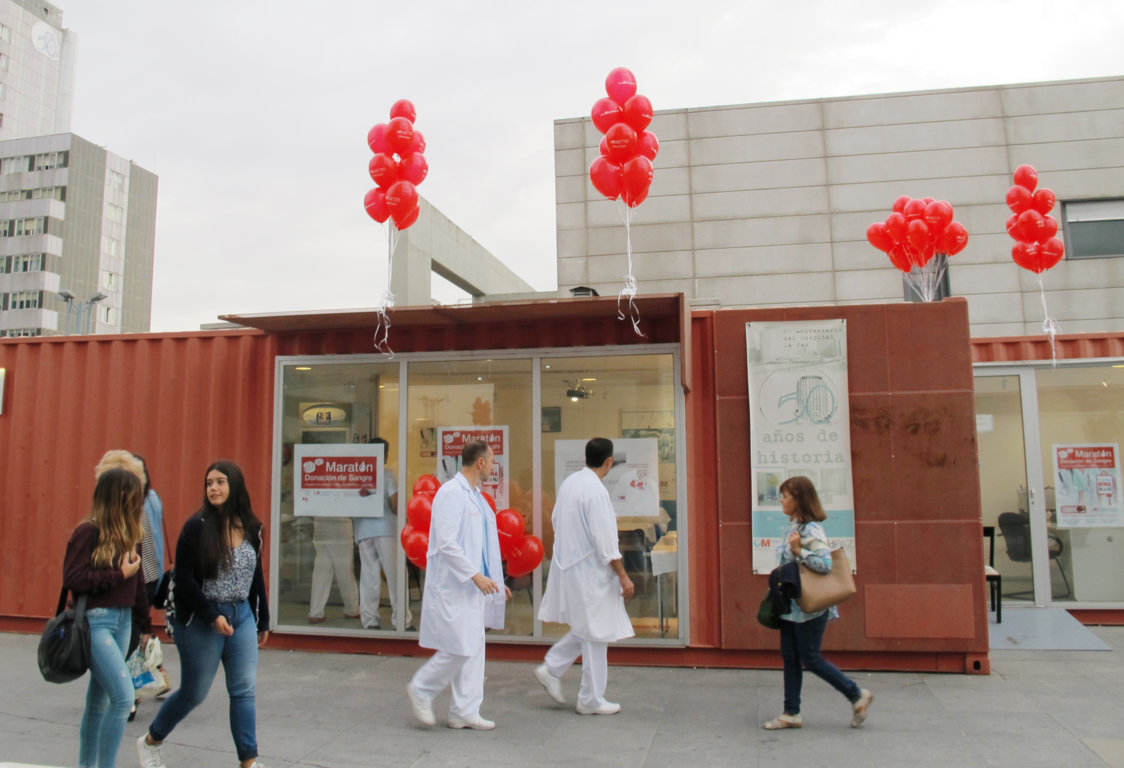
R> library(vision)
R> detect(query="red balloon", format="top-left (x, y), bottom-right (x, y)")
top-left (1038, 215), bottom-right (1059, 243)
top-left (386, 116), bottom-right (415, 154)
top-left (398, 153), bottom-right (428, 185)
top-left (367, 123), bottom-right (389, 155)
top-left (866, 222), bottom-right (893, 253)
top-left (1005, 213), bottom-right (1020, 239)
top-left (389, 99), bottom-right (416, 123)
top-left (604, 122), bottom-right (637, 163)
top-left (385, 180), bottom-right (419, 220)
top-left (1013, 164), bottom-right (1038, 192)
top-left (591, 97), bottom-right (624, 134)
top-left (412, 474), bottom-right (440, 495)
top-left (907, 219), bottom-right (930, 254)
top-left (1032, 187), bottom-right (1056, 216)
top-left (1039, 237), bottom-right (1065, 270)
top-left (605, 67), bottom-right (637, 104)
top-left (368, 153), bottom-right (398, 189)
top-left (923, 201), bottom-right (953, 233)
top-left (621, 156), bottom-right (653, 208)
top-left (392, 202), bottom-right (419, 230)
top-left (892, 195), bottom-right (911, 214)
top-left (1016, 209), bottom-right (1047, 242)
top-left (903, 198), bottom-right (927, 221)
top-left (922, 197), bottom-right (934, 206)
top-left (1006, 185), bottom-right (1032, 214)
top-left (598, 135), bottom-right (610, 158)
top-left (884, 211), bottom-right (908, 243)
top-left (888, 244), bottom-right (912, 272)
top-left (407, 492), bottom-right (434, 531)
top-left (363, 187), bottom-right (389, 223)
top-left (637, 130), bottom-right (659, 161)
top-left (481, 491), bottom-right (497, 513)
top-left (938, 221), bottom-right (969, 255)
top-left (406, 130), bottom-right (426, 155)
top-left (1011, 241), bottom-right (1041, 272)
top-left (495, 509), bottom-right (526, 559)
top-left (506, 535), bottom-right (544, 577)
top-left (623, 94), bottom-right (653, 132)
top-left (401, 525), bottom-right (428, 569)
top-left (589, 156), bottom-right (623, 200)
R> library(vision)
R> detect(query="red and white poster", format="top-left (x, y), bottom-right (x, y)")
top-left (437, 427), bottom-right (508, 508)
top-left (1053, 443), bottom-right (1123, 528)
top-left (294, 443), bottom-right (383, 518)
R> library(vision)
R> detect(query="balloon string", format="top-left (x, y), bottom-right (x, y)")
top-left (616, 204), bottom-right (645, 337)
top-left (1037, 272), bottom-right (1058, 368)
top-left (373, 225), bottom-right (399, 357)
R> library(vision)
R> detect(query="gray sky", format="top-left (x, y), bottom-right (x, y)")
top-left (61, 1), bottom-right (1122, 332)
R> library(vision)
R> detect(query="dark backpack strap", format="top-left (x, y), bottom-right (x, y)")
top-left (54, 585), bottom-right (68, 616)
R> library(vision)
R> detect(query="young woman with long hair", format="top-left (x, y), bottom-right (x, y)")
top-left (762, 475), bottom-right (873, 731)
top-left (62, 466), bottom-right (149, 768)
top-left (137, 460), bottom-right (270, 768)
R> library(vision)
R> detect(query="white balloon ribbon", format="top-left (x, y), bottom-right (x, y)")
top-left (1037, 272), bottom-right (1059, 367)
top-left (616, 203), bottom-right (646, 338)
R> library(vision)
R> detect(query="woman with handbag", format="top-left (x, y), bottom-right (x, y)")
top-left (137, 460), bottom-right (270, 768)
top-left (62, 466), bottom-right (149, 768)
top-left (762, 476), bottom-right (873, 730)
top-left (133, 454), bottom-right (172, 700)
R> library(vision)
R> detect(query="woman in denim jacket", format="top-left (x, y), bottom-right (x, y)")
top-left (762, 476), bottom-right (873, 730)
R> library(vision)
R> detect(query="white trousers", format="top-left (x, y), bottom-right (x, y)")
top-left (309, 540), bottom-right (359, 618)
top-left (410, 645), bottom-right (486, 719)
top-left (357, 535), bottom-right (412, 628)
top-left (544, 631), bottom-right (610, 708)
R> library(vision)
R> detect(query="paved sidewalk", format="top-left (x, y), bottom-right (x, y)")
top-left (3, 627), bottom-right (1124, 768)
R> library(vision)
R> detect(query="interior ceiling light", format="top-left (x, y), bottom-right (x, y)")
top-left (565, 379), bottom-right (593, 401)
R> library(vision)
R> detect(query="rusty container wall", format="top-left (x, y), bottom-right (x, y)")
top-left (0, 331), bottom-right (275, 625)
top-left (690, 298), bottom-right (989, 669)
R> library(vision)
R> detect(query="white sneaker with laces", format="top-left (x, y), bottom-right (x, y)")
top-left (534, 664), bottom-right (565, 704)
top-left (576, 700), bottom-right (621, 715)
top-left (447, 712), bottom-right (496, 730)
top-left (136, 734), bottom-right (167, 768)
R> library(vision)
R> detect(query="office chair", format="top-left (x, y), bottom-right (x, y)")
top-left (996, 511), bottom-right (1072, 599)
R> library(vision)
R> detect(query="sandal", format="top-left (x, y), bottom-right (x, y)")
top-left (850, 689), bottom-right (874, 728)
top-left (762, 713), bottom-right (802, 729)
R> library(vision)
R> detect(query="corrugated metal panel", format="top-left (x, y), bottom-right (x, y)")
top-left (972, 333), bottom-right (1124, 363)
top-left (0, 330), bottom-right (274, 620)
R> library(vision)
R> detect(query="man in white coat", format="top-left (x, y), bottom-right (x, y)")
top-left (535, 437), bottom-right (635, 715)
top-left (407, 439), bottom-right (510, 730)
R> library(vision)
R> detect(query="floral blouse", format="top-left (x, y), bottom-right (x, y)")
top-left (775, 520), bottom-right (838, 623)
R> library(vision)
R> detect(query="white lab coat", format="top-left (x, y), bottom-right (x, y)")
top-left (418, 472), bottom-right (505, 656)
top-left (539, 467), bottom-right (634, 643)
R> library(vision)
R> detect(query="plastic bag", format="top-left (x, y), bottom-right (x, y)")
top-left (127, 637), bottom-right (165, 692)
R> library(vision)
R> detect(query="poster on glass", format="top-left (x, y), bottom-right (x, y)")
top-left (437, 426), bottom-right (509, 509)
top-left (1053, 443), bottom-right (1123, 527)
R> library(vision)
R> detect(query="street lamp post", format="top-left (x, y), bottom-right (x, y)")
top-left (82, 292), bottom-right (108, 334)
top-left (58, 289), bottom-right (76, 334)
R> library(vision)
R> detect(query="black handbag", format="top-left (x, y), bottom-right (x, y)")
top-left (38, 587), bottom-right (91, 684)
top-left (757, 588), bottom-right (782, 630)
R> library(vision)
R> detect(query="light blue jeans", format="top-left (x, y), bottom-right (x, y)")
top-left (79, 605), bottom-right (134, 768)
top-left (148, 599), bottom-right (259, 762)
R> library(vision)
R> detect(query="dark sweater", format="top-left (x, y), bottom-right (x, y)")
top-left (62, 520), bottom-right (150, 632)
top-left (174, 513), bottom-right (269, 632)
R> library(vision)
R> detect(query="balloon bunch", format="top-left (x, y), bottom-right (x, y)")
top-left (1006, 164), bottom-right (1063, 363)
top-left (1006, 164), bottom-right (1064, 274)
top-left (400, 474), bottom-right (439, 569)
top-left (588, 67), bottom-right (657, 337)
top-left (363, 99), bottom-right (427, 355)
top-left (867, 196), bottom-right (969, 302)
top-left (364, 99), bottom-right (427, 231)
top-left (495, 507), bottom-right (544, 578)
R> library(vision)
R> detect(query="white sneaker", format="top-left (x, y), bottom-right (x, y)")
top-left (534, 664), bottom-right (565, 704)
top-left (239, 761), bottom-right (268, 768)
top-left (447, 712), bottom-right (496, 730)
top-left (406, 682), bottom-right (436, 726)
top-left (136, 734), bottom-right (167, 768)
top-left (576, 700), bottom-right (621, 715)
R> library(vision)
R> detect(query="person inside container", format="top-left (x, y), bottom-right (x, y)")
top-left (762, 475), bottom-right (873, 731)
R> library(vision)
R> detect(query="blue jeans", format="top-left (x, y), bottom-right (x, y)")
top-left (79, 605), bottom-right (134, 768)
top-left (779, 612), bottom-right (861, 715)
top-left (149, 600), bottom-right (259, 762)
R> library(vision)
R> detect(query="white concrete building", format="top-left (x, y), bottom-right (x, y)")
top-left (554, 76), bottom-right (1124, 337)
top-left (0, 0), bottom-right (75, 141)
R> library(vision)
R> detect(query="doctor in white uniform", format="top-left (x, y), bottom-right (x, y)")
top-left (407, 439), bottom-right (509, 730)
top-left (535, 437), bottom-right (635, 715)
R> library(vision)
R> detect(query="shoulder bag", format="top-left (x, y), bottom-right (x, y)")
top-left (796, 547), bottom-right (856, 613)
top-left (757, 588), bottom-right (782, 629)
top-left (38, 586), bottom-right (90, 684)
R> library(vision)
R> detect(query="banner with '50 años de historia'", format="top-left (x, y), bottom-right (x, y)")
top-left (746, 320), bottom-right (856, 574)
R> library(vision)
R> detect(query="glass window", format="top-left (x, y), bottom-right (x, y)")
top-left (0, 24), bottom-right (10, 42)
top-left (1063, 199), bottom-right (1124, 259)
top-left (106, 203), bottom-right (124, 223)
top-left (276, 361), bottom-right (403, 631)
top-left (1, 156), bottom-right (27, 174)
top-left (101, 235), bottom-right (118, 256)
top-left (13, 253), bottom-right (42, 272)
top-left (107, 170), bottom-right (125, 192)
top-left (406, 357), bottom-right (535, 638)
top-left (1034, 364), bottom-right (1124, 602)
top-left (0, 53), bottom-right (8, 70)
top-left (15, 217), bottom-right (44, 236)
top-left (540, 353), bottom-right (680, 640)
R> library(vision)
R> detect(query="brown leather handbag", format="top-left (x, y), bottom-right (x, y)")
top-left (796, 548), bottom-right (856, 613)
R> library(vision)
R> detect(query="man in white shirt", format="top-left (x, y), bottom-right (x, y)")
top-left (407, 440), bottom-right (510, 730)
top-left (535, 437), bottom-right (635, 715)
top-left (354, 437), bottom-right (412, 630)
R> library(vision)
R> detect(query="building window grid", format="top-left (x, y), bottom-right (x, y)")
top-left (1063, 198), bottom-right (1124, 260)
top-left (12, 253), bottom-right (43, 272)
top-left (32, 152), bottom-right (67, 171)
top-left (106, 203), bottom-right (124, 223)
top-left (0, 25), bottom-right (10, 43)
top-left (107, 171), bottom-right (125, 192)
top-left (0, 53), bottom-right (9, 71)
top-left (13, 217), bottom-right (45, 237)
top-left (7, 290), bottom-right (42, 310)
top-left (101, 235), bottom-right (119, 257)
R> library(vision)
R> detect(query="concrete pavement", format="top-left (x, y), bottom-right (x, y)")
top-left (3, 626), bottom-right (1124, 767)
